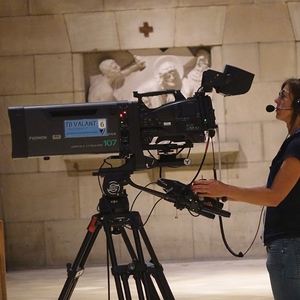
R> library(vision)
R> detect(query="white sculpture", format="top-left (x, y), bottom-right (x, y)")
top-left (88, 56), bottom-right (145, 102)
top-left (87, 51), bottom-right (211, 106)
top-left (182, 49), bottom-right (210, 97)
top-left (138, 56), bottom-right (184, 108)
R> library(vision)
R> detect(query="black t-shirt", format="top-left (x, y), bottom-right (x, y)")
top-left (264, 132), bottom-right (300, 245)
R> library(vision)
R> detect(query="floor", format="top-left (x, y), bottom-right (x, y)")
top-left (6, 259), bottom-right (273, 300)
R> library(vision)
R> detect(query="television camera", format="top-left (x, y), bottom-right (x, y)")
top-left (8, 65), bottom-right (254, 299)
top-left (8, 64), bottom-right (254, 219)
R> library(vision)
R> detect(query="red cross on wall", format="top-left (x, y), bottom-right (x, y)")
top-left (139, 22), bottom-right (153, 37)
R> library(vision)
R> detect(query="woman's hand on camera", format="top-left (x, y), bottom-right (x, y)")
top-left (191, 179), bottom-right (228, 198)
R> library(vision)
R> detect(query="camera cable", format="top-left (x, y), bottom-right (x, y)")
top-left (211, 130), bottom-right (264, 258)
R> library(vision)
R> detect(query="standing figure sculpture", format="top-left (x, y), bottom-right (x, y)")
top-left (182, 49), bottom-right (210, 97)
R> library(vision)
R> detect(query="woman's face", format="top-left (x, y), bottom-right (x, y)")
top-left (274, 84), bottom-right (294, 123)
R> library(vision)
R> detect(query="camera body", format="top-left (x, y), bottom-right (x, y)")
top-left (8, 90), bottom-right (216, 165)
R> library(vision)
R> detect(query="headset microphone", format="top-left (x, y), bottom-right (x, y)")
top-left (265, 105), bottom-right (293, 112)
top-left (266, 105), bottom-right (275, 112)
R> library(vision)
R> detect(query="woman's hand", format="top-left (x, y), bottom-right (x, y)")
top-left (191, 179), bottom-right (229, 198)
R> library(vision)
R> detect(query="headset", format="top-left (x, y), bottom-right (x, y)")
top-left (294, 79), bottom-right (300, 113)
top-left (293, 98), bottom-right (300, 112)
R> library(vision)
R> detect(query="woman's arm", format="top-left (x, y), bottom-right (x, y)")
top-left (191, 156), bottom-right (300, 207)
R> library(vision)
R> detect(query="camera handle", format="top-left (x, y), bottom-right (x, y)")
top-left (126, 176), bottom-right (230, 219)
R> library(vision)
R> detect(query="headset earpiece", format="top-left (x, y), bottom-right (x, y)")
top-left (292, 98), bottom-right (300, 112)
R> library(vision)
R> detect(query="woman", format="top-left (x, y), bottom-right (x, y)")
top-left (192, 78), bottom-right (300, 299)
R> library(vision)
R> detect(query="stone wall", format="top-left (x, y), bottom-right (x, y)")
top-left (0, 0), bottom-right (300, 269)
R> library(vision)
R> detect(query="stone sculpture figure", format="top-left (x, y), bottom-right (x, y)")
top-left (139, 56), bottom-right (184, 108)
top-left (88, 55), bottom-right (145, 102)
top-left (182, 49), bottom-right (210, 97)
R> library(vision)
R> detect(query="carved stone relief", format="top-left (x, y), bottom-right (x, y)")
top-left (84, 48), bottom-right (210, 108)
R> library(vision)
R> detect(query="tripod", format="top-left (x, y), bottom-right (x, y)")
top-left (58, 190), bottom-right (175, 299)
top-left (57, 164), bottom-right (231, 299)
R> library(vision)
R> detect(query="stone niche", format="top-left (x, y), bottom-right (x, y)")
top-left (83, 47), bottom-right (211, 105)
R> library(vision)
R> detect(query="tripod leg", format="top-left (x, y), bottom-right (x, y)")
top-left (103, 215), bottom-right (148, 300)
top-left (58, 215), bottom-right (102, 300)
top-left (120, 227), bottom-right (146, 300)
top-left (102, 216), bottom-right (128, 300)
top-left (129, 214), bottom-right (161, 300)
top-left (132, 212), bottom-right (175, 300)
top-left (104, 211), bottom-right (174, 300)
top-left (115, 212), bottom-right (168, 300)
